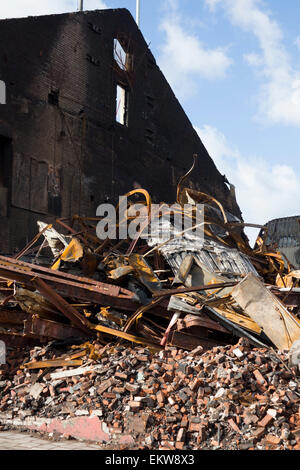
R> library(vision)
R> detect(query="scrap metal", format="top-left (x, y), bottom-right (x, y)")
top-left (0, 160), bottom-right (298, 355)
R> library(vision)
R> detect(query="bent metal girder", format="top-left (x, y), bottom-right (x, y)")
top-left (0, 255), bottom-right (141, 312)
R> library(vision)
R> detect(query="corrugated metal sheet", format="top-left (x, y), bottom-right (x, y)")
top-left (265, 216), bottom-right (300, 248)
top-left (264, 216), bottom-right (300, 268)
top-left (147, 215), bottom-right (258, 279)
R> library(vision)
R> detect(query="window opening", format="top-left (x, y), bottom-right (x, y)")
top-left (116, 84), bottom-right (128, 126)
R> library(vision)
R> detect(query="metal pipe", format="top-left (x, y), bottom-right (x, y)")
top-left (136, 0), bottom-right (140, 27)
top-left (78, 0), bottom-right (83, 11)
top-left (152, 281), bottom-right (239, 298)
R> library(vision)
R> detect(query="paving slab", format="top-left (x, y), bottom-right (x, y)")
top-left (0, 432), bottom-right (101, 450)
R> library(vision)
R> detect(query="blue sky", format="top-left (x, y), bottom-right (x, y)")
top-left (1, 0), bottom-right (300, 242)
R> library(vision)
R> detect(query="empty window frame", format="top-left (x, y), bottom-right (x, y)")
top-left (114, 39), bottom-right (127, 70)
top-left (0, 80), bottom-right (6, 104)
top-left (116, 84), bottom-right (129, 126)
top-left (114, 39), bottom-right (133, 73)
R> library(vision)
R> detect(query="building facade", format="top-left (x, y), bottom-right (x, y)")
top-left (0, 8), bottom-right (241, 253)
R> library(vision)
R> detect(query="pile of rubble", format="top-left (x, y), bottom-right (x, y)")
top-left (0, 160), bottom-right (299, 449)
top-left (0, 338), bottom-right (299, 450)
top-left (0, 172), bottom-right (299, 354)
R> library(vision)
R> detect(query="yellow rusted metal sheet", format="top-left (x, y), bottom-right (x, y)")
top-left (108, 265), bottom-right (134, 281)
top-left (21, 359), bottom-right (83, 369)
top-left (276, 270), bottom-right (300, 288)
top-left (212, 306), bottom-right (262, 334)
top-left (52, 238), bottom-right (83, 270)
top-left (90, 322), bottom-right (161, 351)
top-left (128, 254), bottom-right (162, 292)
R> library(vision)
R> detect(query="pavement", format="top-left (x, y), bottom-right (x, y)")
top-left (0, 431), bottom-right (101, 450)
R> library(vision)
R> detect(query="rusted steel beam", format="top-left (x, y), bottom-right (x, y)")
top-left (170, 331), bottom-right (229, 352)
top-left (56, 218), bottom-right (100, 247)
top-left (32, 278), bottom-right (92, 336)
top-left (0, 255), bottom-right (129, 293)
top-left (152, 281), bottom-right (239, 298)
top-left (90, 323), bottom-right (161, 351)
top-left (0, 256), bottom-right (140, 311)
top-left (23, 315), bottom-right (87, 341)
top-left (0, 331), bottom-right (45, 348)
top-left (55, 218), bottom-right (91, 246)
top-left (0, 310), bottom-right (28, 326)
top-left (0, 294), bottom-right (15, 306)
top-left (177, 314), bottom-right (230, 335)
top-left (13, 224), bottom-right (52, 260)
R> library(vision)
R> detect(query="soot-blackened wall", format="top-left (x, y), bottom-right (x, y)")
top-left (0, 9), bottom-right (241, 253)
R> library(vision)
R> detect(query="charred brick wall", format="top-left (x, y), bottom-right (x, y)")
top-left (0, 9), bottom-right (241, 253)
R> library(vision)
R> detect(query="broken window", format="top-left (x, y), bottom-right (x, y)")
top-left (0, 80), bottom-right (6, 104)
top-left (116, 84), bottom-right (129, 126)
top-left (0, 136), bottom-right (12, 217)
top-left (113, 38), bottom-right (133, 73)
top-left (114, 39), bottom-right (127, 70)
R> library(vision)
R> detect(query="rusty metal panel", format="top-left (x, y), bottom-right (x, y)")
top-left (176, 314), bottom-right (229, 335)
top-left (0, 309), bottom-right (28, 326)
top-left (23, 316), bottom-right (86, 341)
top-left (0, 331), bottom-right (43, 347)
top-left (170, 330), bottom-right (228, 352)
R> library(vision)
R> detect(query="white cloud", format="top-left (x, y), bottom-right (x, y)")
top-left (295, 36), bottom-right (300, 51)
top-left (205, 0), bottom-right (222, 12)
top-left (158, 2), bottom-right (232, 101)
top-left (0, 0), bottom-right (108, 20)
top-left (244, 52), bottom-right (264, 67)
top-left (195, 124), bottom-right (239, 169)
top-left (205, 0), bottom-right (300, 128)
top-left (196, 125), bottom-right (300, 241)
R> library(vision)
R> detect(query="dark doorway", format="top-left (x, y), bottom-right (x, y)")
top-left (0, 136), bottom-right (12, 217)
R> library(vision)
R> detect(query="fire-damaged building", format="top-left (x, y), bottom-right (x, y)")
top-left (0, 8), bottom-right (241, 254)
top-left (1, 11), bottom-right (300, 452)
